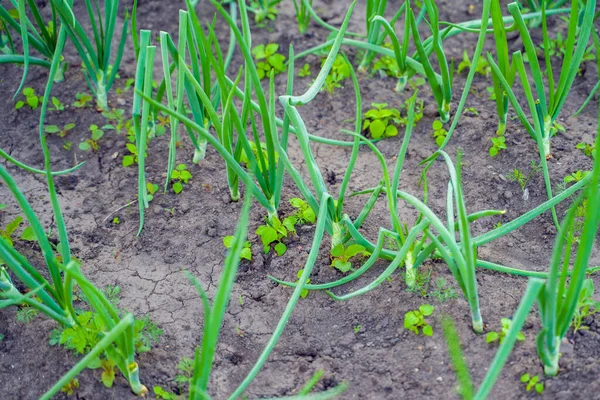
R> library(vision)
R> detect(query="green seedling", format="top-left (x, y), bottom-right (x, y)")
top-left (362, 102), bottom-right (401, 139)
top-left (16, 306), bottom-right (38, 323)
top-left (371, 42), bottom-right (401, 79)
top-left (79, 125), bottom-right (104, 151)
top-left (572, 279), bottom-right (599, 333)
top-left (295, 269), bottom-right (310, 298)
top-left (405, 269), bottom-right (432, 298)
top-left (457, 50), bottom-right (491, 77)
top-left (330, 243), bottom-right (367, 273)
top-left (252, 43), bottom-right (286, 80)
top-left (153, 386), bottom-right (178, 400)
top-left (170, 164), bottom-right (192, 194)
top-left (49, 96), bottom-right (65, 111)
top-left (507, 161), bottom-right (542, 195)
top-left (521, 373), bottom-right (544, 394)
top-left (489, 135), bottom-right (507, 157)
top-left (0, 216), bottom-right (35, 248)
top-left (289, 198), bottom-right (316, 225)
top-left (248, 0), bottom-right (281, 25)
top-left (102, 108), bottom-right (127, 134)
top-left (537, 32), bottom-right (595, 63)
top-left (486, 318), bottom-right (526, 344)
top-left (465, 106), bottom-right (479, 116)
top-left (72, 92), bottom-right (93, 108)
top-left (174, 357), bottom-right (194, 390)
top-left (404, 304), bottom-right (434, 336)
top-left (353, 324), bottom-right (361, 333)
top-left (112, 217), bottom-right (120, 225)
top-left (429, 278), bottom-right (458, 303)
top-left (15, 87), bottom-right (42, 110)
top-left (223, 236), bottom-right (252, 261)
top-left (45, 123), bottom-right (75, 138)
top-left (322, 54), bottom-right (351, 93)
top-left (298, 63), bottom-right (311, 77)
top-left (123, 143), bottom-right (145, 167)
top-left (576, 141), bottom-right (596, 159)
top-left (61, 378), bottom-right (79, 396)
top-left (564, 170), bottom-right (589, 183)
top-left (103, 285), bottom-right (121, 307)
top-left (256, 216), bottom-right (295, 256)
top-left (432, 120), bottom-right (448, 147)
top-left (239, 141), bottom-right (279, 173)
top-left (116, 78), bottom-right (135, 95)
top-left (146, 183), bottom-right (159, 202)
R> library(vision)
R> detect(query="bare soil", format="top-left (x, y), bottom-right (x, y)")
top-left (1, 1), bottom-right (600, 399)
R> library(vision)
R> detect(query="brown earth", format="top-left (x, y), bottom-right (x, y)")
top-left (1, 0), bottom-right (600, 399)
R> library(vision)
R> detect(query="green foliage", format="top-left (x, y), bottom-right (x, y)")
top-left (60, 378), bottom-right (79, 396)
top-left (432, 120), bottom-right (448, 147)
top-left (45, 123), bottom-right (75, 138)
top-left (576, 141), bottom-right (596, 159)
top-left (174, 357), bottom-right (194, 389)
top-left (289, 197), bottom-right (316, 225)
top-left (123, 143), bottom-right (143, 167)
top-left (16, 306), bottom-right (38, 323)
top-left (457, 49), bottom-right (491, 77)
top-left (371, 42), bottom-right (400, 78)
top-left (404, 304), bottom-right (434, 336)
top-left (224, 236), bottom-right (252, 260)
top-left (405, 269), bottom-right (432, 297)
top-left (507, 161), bottom-right (542, 192)
top-left (537, 32), bottom-right (595, 63)
top-left (322, 54), bottom-right (351, 93)
top-left (170, 164), bottom-right (192, 194)
top-left (116, 78), bottom-right (135, 95)
top-left (521, 373), bottom-right (544, 394)
top-left (249, 0), bottom-right (280, 25)
top-left (79, 125), bottom-right (104, 151)
top-left (102, 108), bottom-right (127, 134)
top-left (564, 170), bottom-right (589, 183)
top-left (489, 135), bottom-right (507, 157)
top-left (295, 269), bottom-right (310, 298)
top-left (240, 141), bottom-right (279, 172)
top-left (362, 103), bottom-right (401, 139)
top-left (0, 216), bottom-right (35, 249)
top-left (571, 279), bottom-right (600, 333)
top-left (49, 96), bottom-right (65, 111)
top-left (252, 43), bottom-right (286, 80)
top-left (441, 316), bottom-right (474, 399)
top-left (256, 215), bottom-right (295, 256)
top-left (14, 87), bottom-right (42, 110)
top-left (298, 63), bottom-right (311, 77)
top-left (153, 386), bottom-right (179, 400)
top-left (146, 182), bottom-right (159, 202)
top-left (72, 92), bottom-right (93, 108)
top-left (429, 278), bottom-right (458, 303)
top-left (485, 318), bottom-right (526, 344)
top-left (330, 243), bottom-right (367, 273)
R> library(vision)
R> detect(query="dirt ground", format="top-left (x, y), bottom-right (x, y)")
top-left (1, 0), bottom-right (600, 399)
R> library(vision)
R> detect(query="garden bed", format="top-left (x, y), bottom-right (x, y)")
top-left (1, 0), bottom-right (600, 399)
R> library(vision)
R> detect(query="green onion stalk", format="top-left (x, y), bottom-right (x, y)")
top-left (535, 103), bottom-right (600, 376)
top-left (0, 0), bottom-right (66, 86)
top-left (49, 0), bottom-right (130, 110)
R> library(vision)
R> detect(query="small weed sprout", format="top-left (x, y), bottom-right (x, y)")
top-left (153, 386), bottom-right (178, 400)
top-left (521, 373), bottom-right (544, 394)
top-left (322, 54), bottom-right (351, 93)
top-left (289, 198), bottom-right (316, 225)
top-left (429, 278), bottom-right (458, 302)
top-left (61, 378), bottom-right (80, 396)
top-left (507, 161), bottom-right (542, 196)
top-left (170, 164), bottom-right (192, 194)
top-left (15, 87), bottom-right (42, 110)
top-left (330, 243), bottom-right (367, 273)
top-left (362, 103), bottom-right (401, 139)
top-left (295, 269), bottom-right (310, 298)
top-left (489, 136), bottom-right (507, 157)
top-left (572, 279), bottom-right (600, 333)
top-left (353, 324), bottom-right (362, 334)
top-left (256, 215), bottom-right (295, 256)
top-left (224, 236), bottom-right (252, 261)
top-left (175, 357), bottom-right (194, 389)
top-left (79, 125), bottom-right (104, 151)
top-left (405, 269), bottom-right (432, 298)
top-left (249, 0), bottom-right (280, 26)
top-left (49, 96), bottom-right (65, 111)
top-left (16, 306), bottom-right (38, 323)
top-left (252, 43), bottom-right (286, 80)
top-left (486, 318), bottom-right (526, 344)
top-left (146, 183), bottom-right (159, 202)
top-left (564, 170), bottom-right (589, 183)
top-left (404, 304), bottom-right (434, 336)
top-left (298, 63), bottom-right (311, 77)
top-left (457, 50), bottom-right (491, 77)
top-left (576, 141), bottom-right (596, 159)
top-left (112, 217), bottom-right (120, 225)
top-left (45, 123), bottom-right (75, 138)
top-left (72, 92), bottom-right (94, 108)
top-left (432, 120), bottom-right (448, 147)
